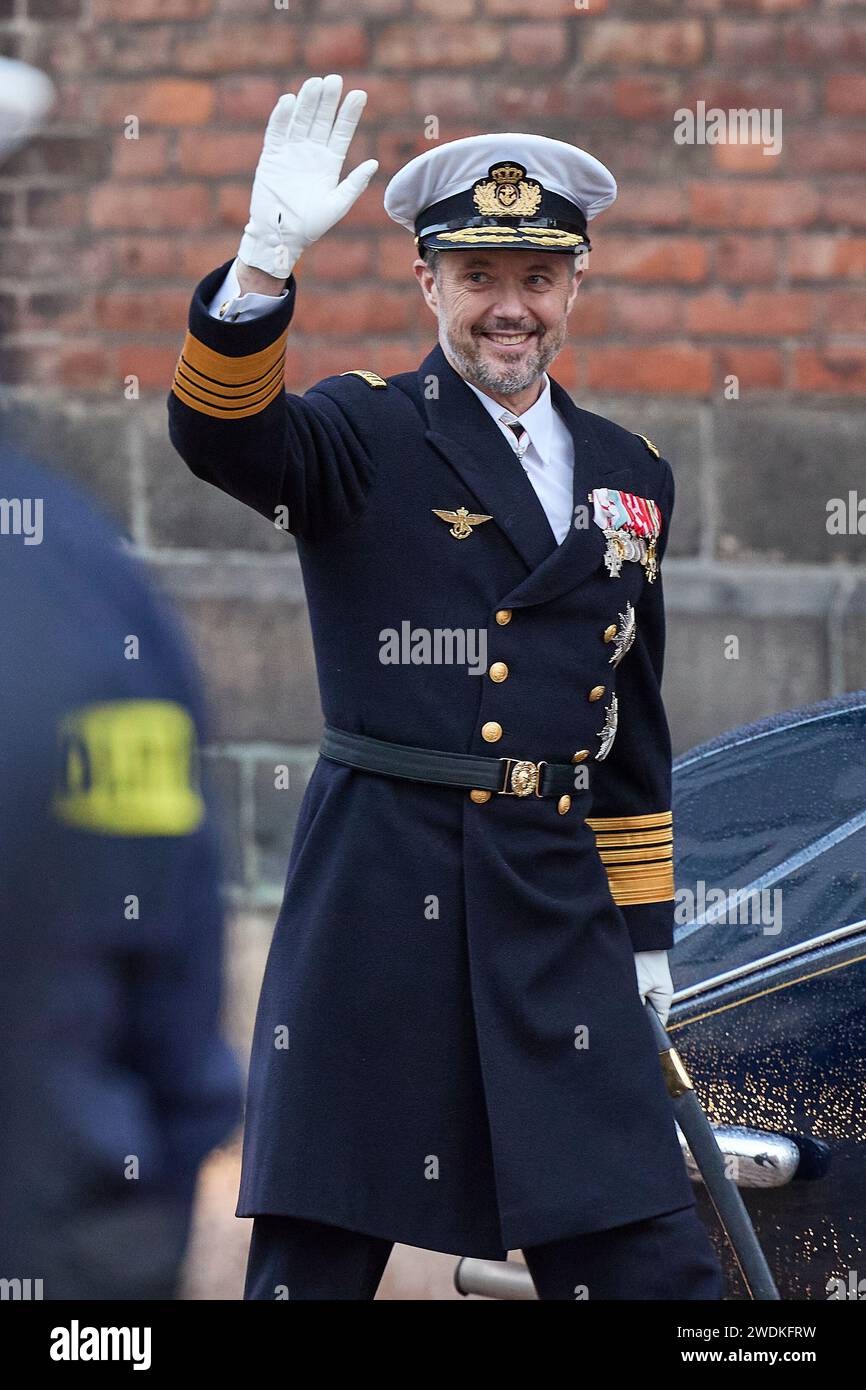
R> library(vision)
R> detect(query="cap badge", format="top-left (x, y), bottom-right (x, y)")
top-left (472, 162), bottom-right (543, 219)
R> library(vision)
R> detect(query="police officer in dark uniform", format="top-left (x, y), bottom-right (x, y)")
top-left (168, 73), bottom-right (724, 1300)
top-left (0, 446), bottom-right (243, 1300)
top-left (0, 58), bottom-right (241, 1302)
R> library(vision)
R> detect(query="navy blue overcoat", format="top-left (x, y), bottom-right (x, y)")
top-left (168, 259), bottom-right (696, 1258)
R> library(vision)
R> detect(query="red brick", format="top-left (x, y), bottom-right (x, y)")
top-left (216, 183), bottom-right (255, 229)
top-left (506, 23), bottom-right (569, 66)
top-left (377, 131), bottom-right (448, 174)
top-left (581, 21), bottom-right (705, 67)
top-left (303, 24), bottom-right (370, 68)
top-left (411, 76), bottom-right (479, 118)
top-left (58, 343), bottom-right (118, 392)
top-left (612, 290), bottom-right (689, 337)
top-left (689, 181), bottom-right (819, 228)
top-left (92, 0), bottom-right (212, 16)
top-left (826, 74), bottom-right (866, 115)
top-left (416, 0), bottom-right (474, 14)
top-left (824, 290), bottom-right (866, 334)
top-left (568, 290), bottom-right (611, 338)
top-left (175, 24), bottom-right (297, 72)
top-left (20, 292), bottom-right (93, 335)
top-left (495, 77), bottom-right (619, 122)
top-left (178, 237), bottom-right (242, 282)
top-left (305, 238), bottom-right (375, 282)
top-left (26, 190), bottom-right (87, 230)
top-left (375, 23), bottom-right (505, 67)
top-left (711, 143), bottom-right (784, 174)
top-left (591, 237), bottom-right (709, 284)
top-left (117, 344), bottom-right (190, 391)
top-left (785, 21), bottom-right (866, 66)
top-left (714, 20), bottom-right (778, 65)
top-left (547, 345), bottom-right (580, 390)
top-left (687, 290), bottom-right (816, 336)
top-left (93, 80), bottom-right (214, 126)
top-left (299, 288), bottom-right (414, 335)
top-left (680, 76), bottom-right (813, 116)
top-left (716, 346), bottom-right (784, 390)
top-left (602, 184), bottom-right (689, 229)
top-left (715, 236), bottom-right (779, 283)
top-left (794, 348), bottom-right (866, 393)
top-left (214, 77), bottom-right (281, 123)
top-left (4, 134), bottom-right (109, 180)
top-left (787, 129), bottom-right (866, 174)
top-left (111, 131), bottom-right (170, 177)
top-left (484, 0), bottom-right (587, 12)
top-left (614, 76), bottom-right (684, 120)
top-left (285, 341), bottom-right (420, 387)
top-left (97, 26), bottom-right (175, 72)
top-left (587, 345), bottom-right (714, 394)
top-left (177, 131), bottom-right (263, 176)
top-left (376, 235), bottom-right (418, 282)
top-left (112, 235), bottom-right (179, 279)
top-left (95, 289), bottom-right (191, 332)
top-left (825, 180), bottom-right (866, 228)
top-left (91, 183), bottom-right (212, 230)
top-left (314, 0), bottom-right (405, 13)
top-left (0, 239), bottom-right (114, 283)
top-left (787, 237), bottom-right (866, 281)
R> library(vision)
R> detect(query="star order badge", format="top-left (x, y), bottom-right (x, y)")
top-left (589, 488), bottom-right (662, 583)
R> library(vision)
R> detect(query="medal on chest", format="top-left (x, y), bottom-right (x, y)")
top-left (589, 487), bottom-right (662, 583)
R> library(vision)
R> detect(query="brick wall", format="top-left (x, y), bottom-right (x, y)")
top-left (1, 0), bottom-right (865, 911)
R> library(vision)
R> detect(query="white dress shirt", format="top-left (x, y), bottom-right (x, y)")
top-left (206, 264), bottom-right (576, 544)
top-left (207, 256), bottom-right (290, 323)
top-left (463, 375), bottom-right (575, 545)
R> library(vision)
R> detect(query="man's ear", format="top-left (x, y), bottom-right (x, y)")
top-left (413, 257), bottom-right (439, 315)
top-left (565, 267), bottom-right (584, 316)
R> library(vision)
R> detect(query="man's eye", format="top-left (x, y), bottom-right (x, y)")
top-left (527, 276), bottom-right (550, 286)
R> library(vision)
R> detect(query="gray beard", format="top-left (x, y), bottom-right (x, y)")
top-left (440, 316), bottom-right (565, 396)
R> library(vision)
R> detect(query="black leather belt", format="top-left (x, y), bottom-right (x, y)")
top-left (320, 725), bottom-right (587, 800)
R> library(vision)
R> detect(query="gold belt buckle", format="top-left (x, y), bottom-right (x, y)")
top-left (498, 757), bottom-right (548, 798)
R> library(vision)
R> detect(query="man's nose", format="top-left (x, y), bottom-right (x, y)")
top-left (487, 289), bottom-right (533, 323)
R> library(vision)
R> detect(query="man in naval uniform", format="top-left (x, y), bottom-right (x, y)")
top-left (168, 73), bottom-right (724, 1300)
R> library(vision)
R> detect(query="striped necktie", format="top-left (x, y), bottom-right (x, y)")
top-left (501, 414), bottom-right (530, 461)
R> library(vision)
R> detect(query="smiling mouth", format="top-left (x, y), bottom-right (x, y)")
top-left (478, 330), bottom-right (537, 348)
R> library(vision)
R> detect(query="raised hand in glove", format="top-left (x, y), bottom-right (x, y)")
top-left (634, 949), bottom-right (674, 1026)
top-left (238, 73), bottom-right (379, 283)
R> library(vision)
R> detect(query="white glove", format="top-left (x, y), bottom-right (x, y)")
top-left (634, 949), bottom-right (673, 1026)
top-left (238, 73), bottom-right (379, 281)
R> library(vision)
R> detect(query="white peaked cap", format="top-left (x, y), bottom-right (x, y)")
top-left (384, 132), bottom-right (617, 254)
top-left (0, 58), bottom-right (56, 166)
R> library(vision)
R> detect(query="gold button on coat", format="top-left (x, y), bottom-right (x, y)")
top-left (495, 609), bottom-right (512, 625)
top-left (470, 789), bottom-right (492, 804)
top-left (558, 795), bottom-right (572, 815)
top-left (481, 721), bottom-right (503, 743)
top-left (489, 661), bottom-right (509, 683)
top-left (588, 685), bottom-right (606, 702)
top-left (571, 749), bottom-right (590, 763)
top-left (603, 624), bottom-right (618, 642)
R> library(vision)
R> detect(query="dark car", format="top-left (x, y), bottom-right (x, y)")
top-left (671, 689), bottom-right (866, 1301)
top-left (457, 691), bottom-right (866, 1300)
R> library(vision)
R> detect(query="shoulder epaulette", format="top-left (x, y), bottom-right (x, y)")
top-left (340, 369), bottom-right (388, 389)
top-left (634, 433), bottom-right (660, 459)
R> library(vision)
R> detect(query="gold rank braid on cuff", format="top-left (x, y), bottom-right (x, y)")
top-left (171, 328), bottom-right (288, 420)
top-left (583, 811), bottom-right (675, 906)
